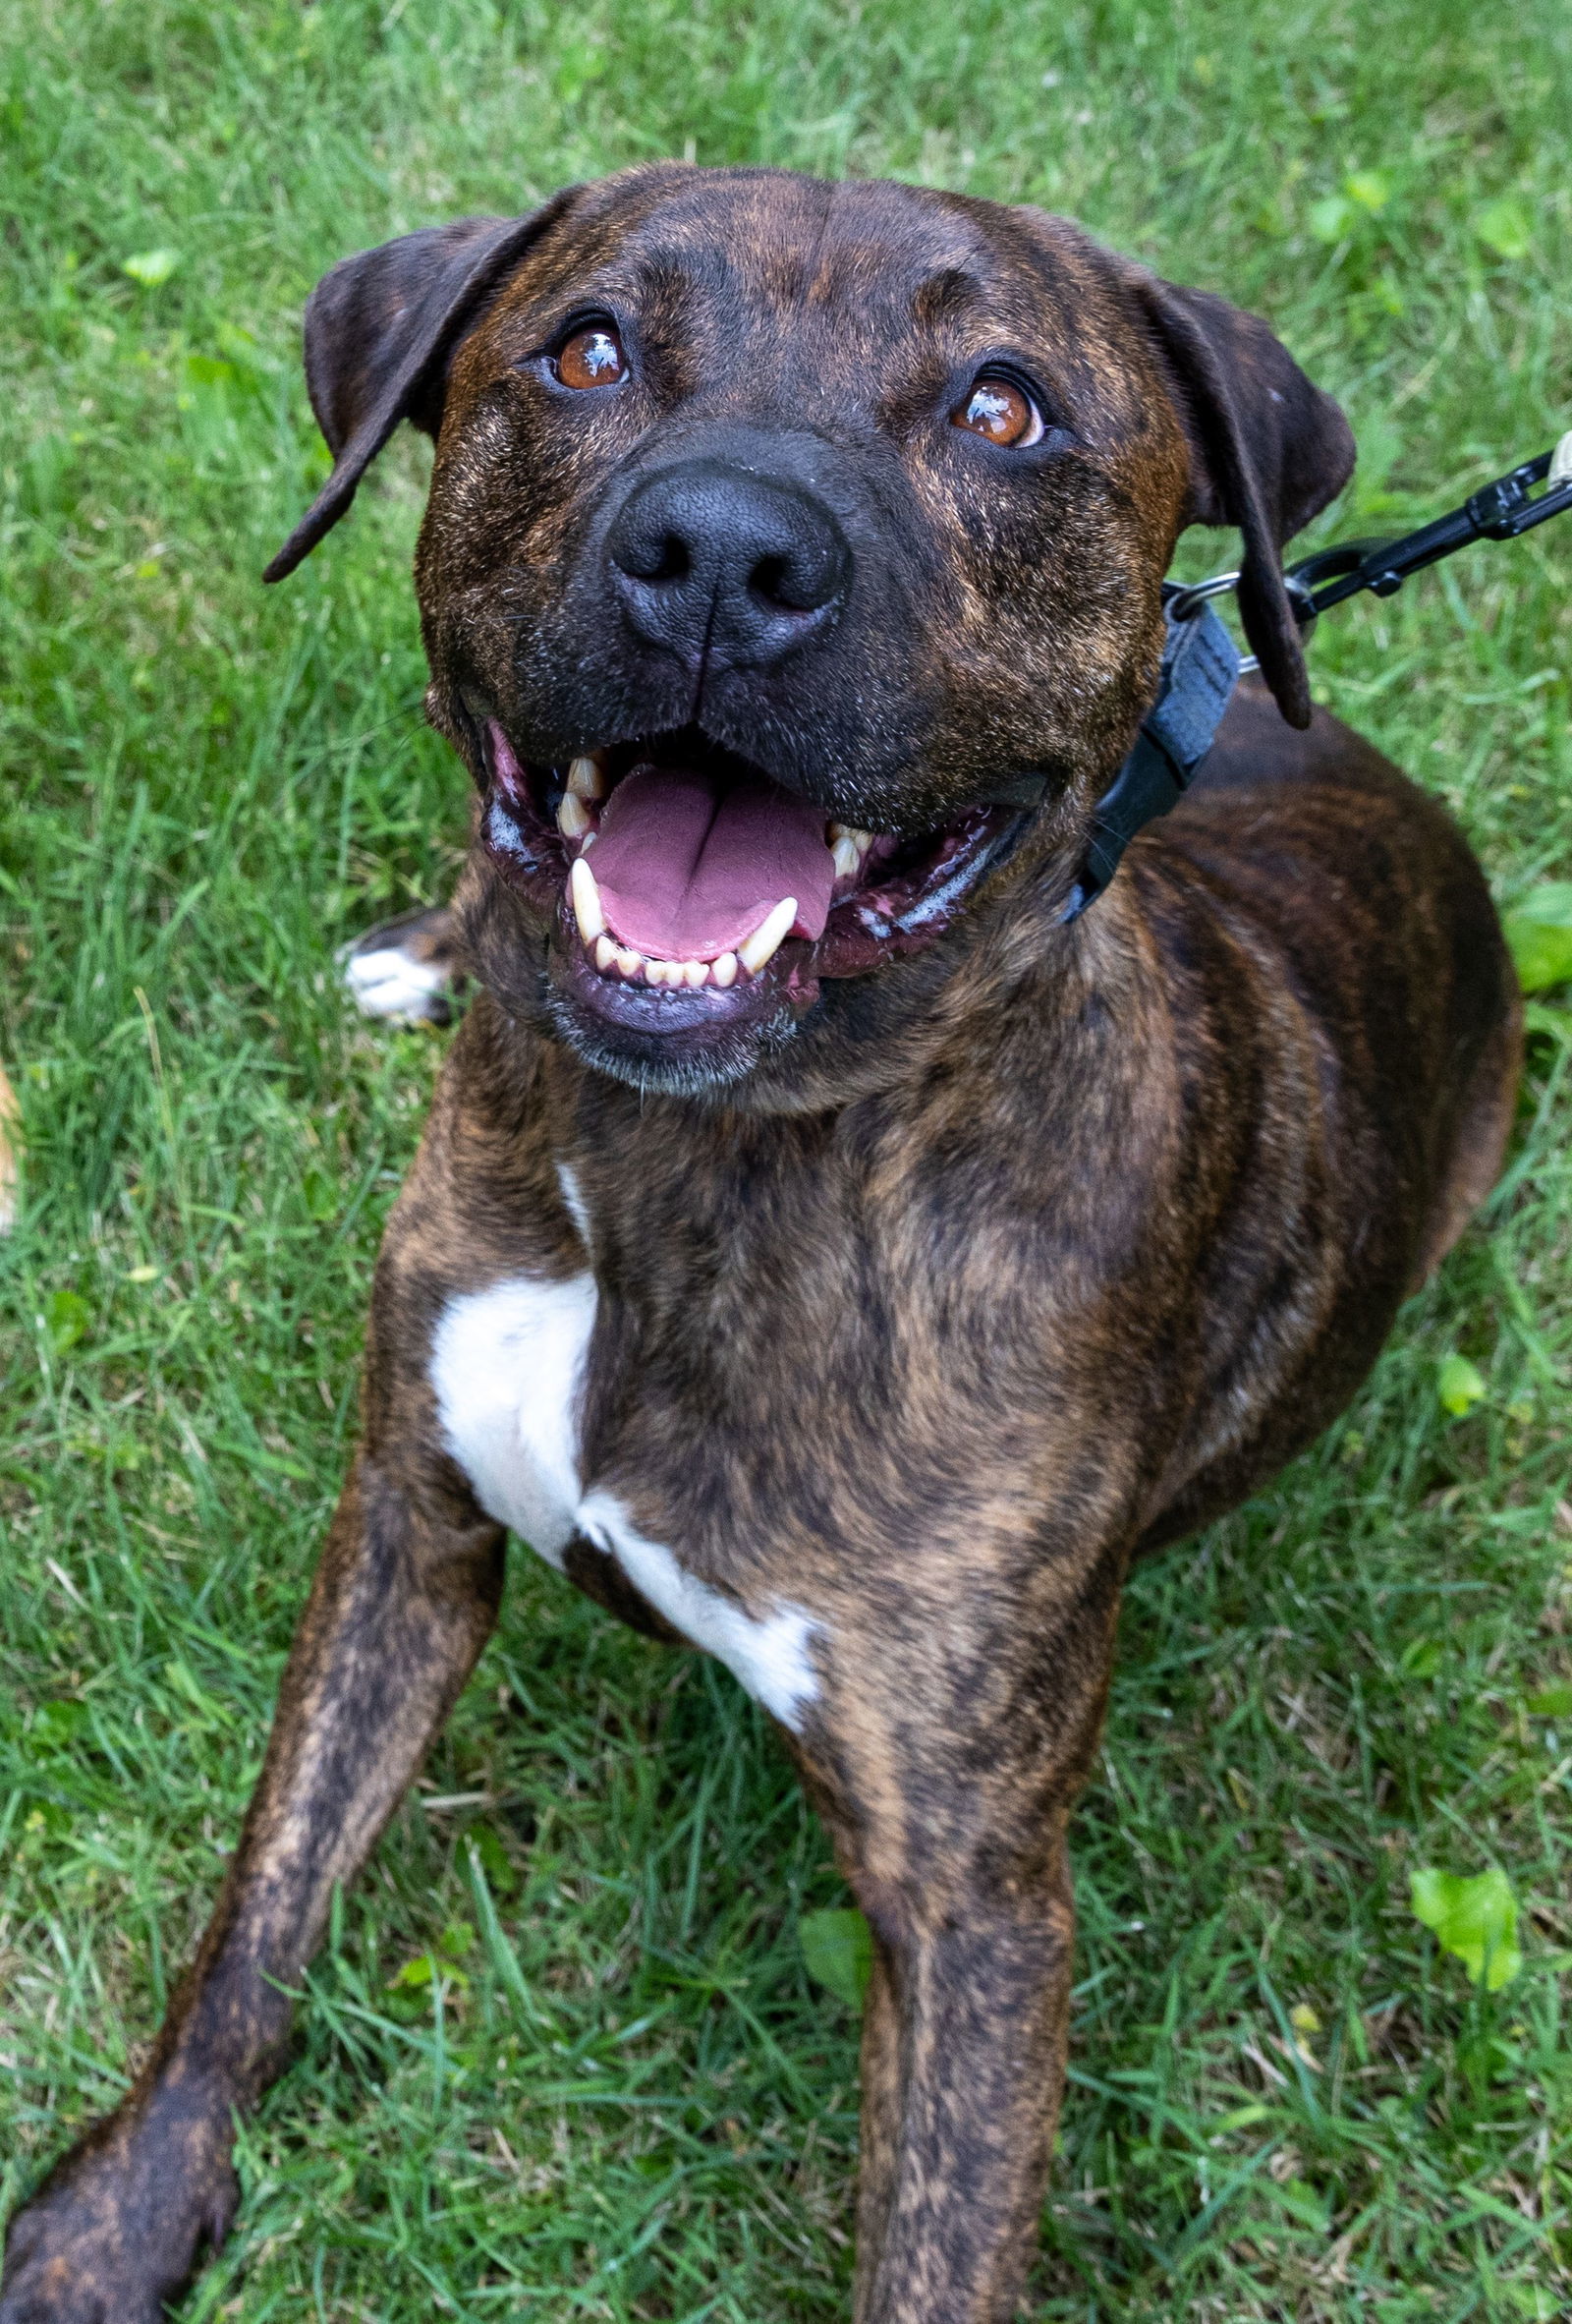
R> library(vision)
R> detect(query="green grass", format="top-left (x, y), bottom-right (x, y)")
top-left (1, 1), bottom-right (1570, 2315)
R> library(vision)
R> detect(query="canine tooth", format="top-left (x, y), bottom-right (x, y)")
top-left (557, 790), bottom-right (593, 841)
top-left (682, 958), bottom-right (708, 988)
top-left (614, 945), bottom-right (641, 978)
top-left (593, 935), bottom-right (617, 972)
top-left (827, 822), bottom-right (873, 850)
top-left (738, 897), bottom-right (797, 976)
top-left (567, 754), bottom-right (606, 802)
top-left (831, 835), bottom-right (863, 879)
top-left (711, 950), bottom-right (738, 988)
top-left (570, 856), bottom-right (605, 943)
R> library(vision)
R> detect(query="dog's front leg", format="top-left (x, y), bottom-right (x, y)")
top-left (850, 1843), bottom-right (1076, 2324)
top-left (805, 1557), bottom-right (1117, 2324)
top-left (1, 1453), bottom-right (503, 2324)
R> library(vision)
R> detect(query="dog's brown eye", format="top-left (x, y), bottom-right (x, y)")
top-left (951, 375), bottom-right (1044, 448)
top-left (556, 325), bottom-right (628, 390)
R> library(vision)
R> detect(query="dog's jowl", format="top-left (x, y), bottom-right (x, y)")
top-left (2, 166), bottom-right (1520, 2324)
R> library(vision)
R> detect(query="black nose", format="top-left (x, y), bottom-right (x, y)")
top-left (605, 459), bottom-right (851, 672)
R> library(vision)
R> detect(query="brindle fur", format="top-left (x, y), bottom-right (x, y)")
top-left (2, 166), bottom-right (1519, 2324)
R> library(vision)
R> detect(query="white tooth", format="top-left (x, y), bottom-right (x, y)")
top-left (682, 959), bottom-right (708, 988)
top-left (832, 836), bottom-right (863, 879)
top-left (651, 958), bottom-right (681, 988)
top-left (711, 951), bottom-right (738, 988)
top-left (737, 897), bottom-right (797, 976)
top-left (614, 946), bottom-right (641, 978)
top-left (827, 822), bottom-right (873, 850)
top-left (593, 935), bottom-right (617, 971)
top-left (570, 856), bottom-right (604, 943)
top-left (568, 754), bottom-right (606, 802)
top-left (557, 791), bottom-right (593, 841)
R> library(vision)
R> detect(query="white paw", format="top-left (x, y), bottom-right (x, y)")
top-left (341, 943), bottom-right (452, 1024)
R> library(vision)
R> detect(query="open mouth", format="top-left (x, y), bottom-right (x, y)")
top-left (480, 721), bottom-right (1028, 1037)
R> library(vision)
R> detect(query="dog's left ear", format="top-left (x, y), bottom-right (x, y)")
top-left (263, 189), bottom-right (584, 584)
top-left (1128, 271), bottom-right (1355, 727)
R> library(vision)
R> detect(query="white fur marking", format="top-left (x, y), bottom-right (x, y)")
top-left (578, 1488), bottom-right (822, 1730)
top-left (431, 1275), bottom-right (826, 1728)
top-left (343, 945), bottom-right (449, 1022)
top-left (430, 1275), bottom-right (596, 1566)
top-left (556, 1161), bottom-right (592, 1247)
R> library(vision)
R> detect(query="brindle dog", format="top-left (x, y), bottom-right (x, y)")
top-left (2, 163), bottom-right (1520, 2324)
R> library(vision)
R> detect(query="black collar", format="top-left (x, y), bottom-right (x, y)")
top-left (1061, 592), bottom-right (1241, 922)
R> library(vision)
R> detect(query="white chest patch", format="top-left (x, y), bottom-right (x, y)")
top-left (429, 1273), bottom-right (823, 1730)
top-left (429, 1275), bottom-right (597, 1567)
top-left (578, 1490), bottom-right (822, 1732)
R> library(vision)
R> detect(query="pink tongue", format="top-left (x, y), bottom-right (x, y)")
top-left (588, 765), bottom-right (835, 961)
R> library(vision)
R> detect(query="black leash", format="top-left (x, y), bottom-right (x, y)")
top-left (1065, 433), bottom-right (1572, 919)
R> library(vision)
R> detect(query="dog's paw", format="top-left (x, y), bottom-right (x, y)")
top-left (1, 2104), bottom-right (238, 2324)
top-left (340, 904), bottom-right (461, 1025)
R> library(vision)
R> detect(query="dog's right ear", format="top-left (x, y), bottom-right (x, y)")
top-left (263, 190), bottom-right (583, 584)
top-left (1124, 269), bottom-right (1355, 728)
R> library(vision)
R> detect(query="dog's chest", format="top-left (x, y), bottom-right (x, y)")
top-left (428, 1271), bottom-right (594, 1562)
top-left (427, 1240), bottom-right (821, 1731)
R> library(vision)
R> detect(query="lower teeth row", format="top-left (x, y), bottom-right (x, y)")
top-left (590, 935), bottom-right (739, 989)
top-left (570, 860), bottom-right (799, 989)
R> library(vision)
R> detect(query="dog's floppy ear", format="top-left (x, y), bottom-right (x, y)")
top-left (263, 189), bottom-right (583, 584)
top-left (1129, 272), bottom-right (1355, 727)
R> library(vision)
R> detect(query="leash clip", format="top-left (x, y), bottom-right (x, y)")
top-left (1062, 429), bottom-right (1570, 925)
top-left (1165, 427), bottom-right (1572, 656)
top-left (1289, 429), bottom-right (1572, 619)
top-left (1467, 433), bottom-right (1572, 538)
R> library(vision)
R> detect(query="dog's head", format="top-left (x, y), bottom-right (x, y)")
top-left (268, 165), bottom-right (1352, 1097)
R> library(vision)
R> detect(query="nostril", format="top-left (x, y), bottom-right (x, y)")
top-left (615, 529), bottom-right (692, 587)
top-left (749, 552), bottom-right (791, 606)
top-left (748, 541), bottom-right (846, 614)
top-left (649, 531), bottom-right (691, 585)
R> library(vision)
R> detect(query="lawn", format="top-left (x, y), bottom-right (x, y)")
top-left (1, 0), bottom-right (1570, 2316)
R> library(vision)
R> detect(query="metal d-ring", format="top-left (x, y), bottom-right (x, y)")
top-left (1166, 567), bottom-right (1319, 677)
top-left (1166, 570), bottom-right (1242, 624)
